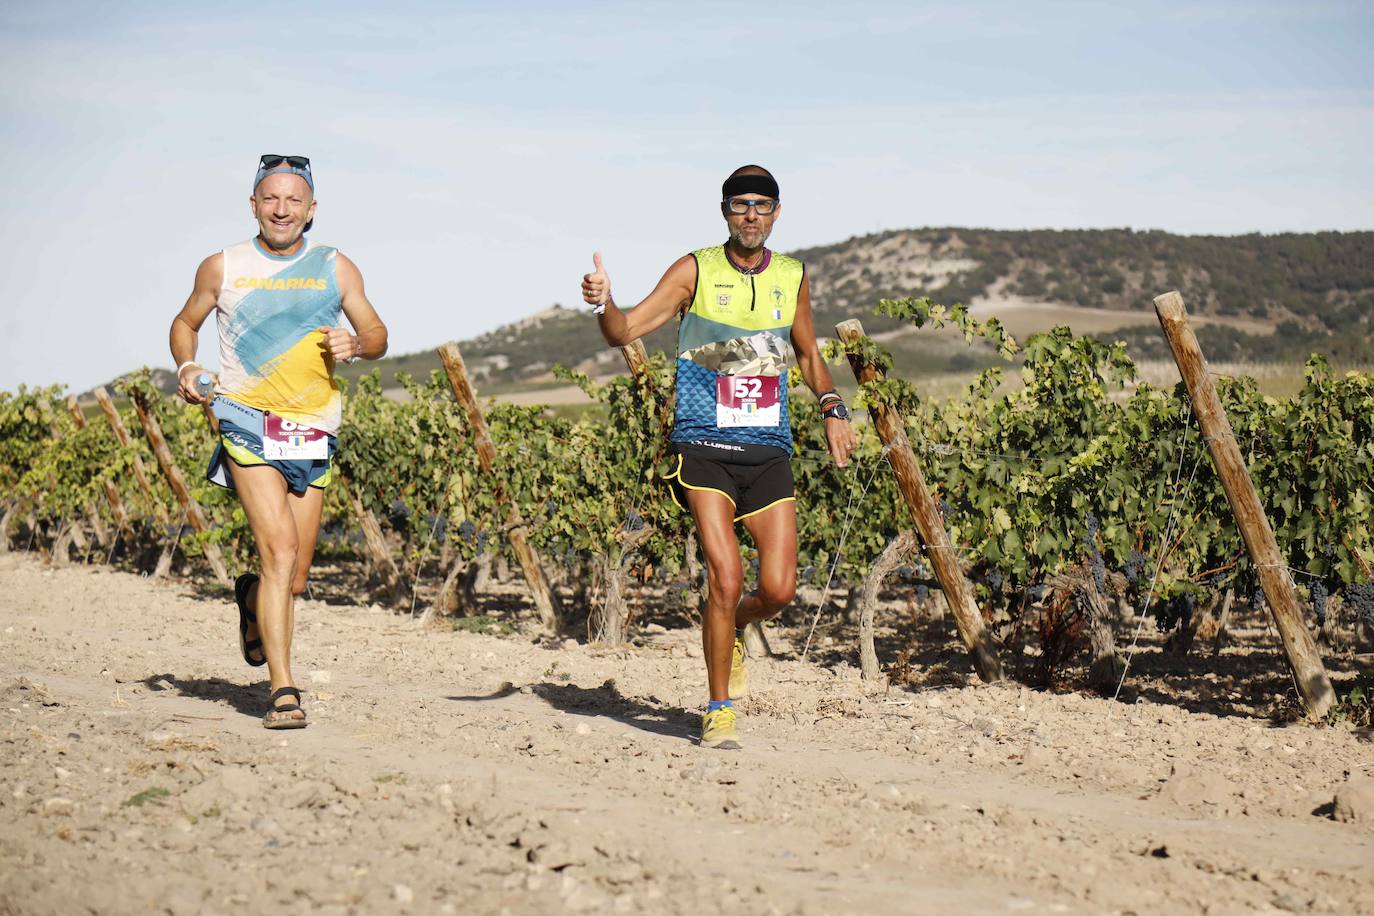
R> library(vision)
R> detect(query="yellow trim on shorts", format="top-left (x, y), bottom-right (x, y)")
top-left (734, 496), bottom-right (796, 522)
top-left (222, 437), bottom-right (268, 467)
top-left (667, 454), bottom-right (737, 508)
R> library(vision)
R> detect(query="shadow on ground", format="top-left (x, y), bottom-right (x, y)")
top-left (445, 678), bottom-right (696, 742)
top-left (142, 673), bottom-right (269, 719)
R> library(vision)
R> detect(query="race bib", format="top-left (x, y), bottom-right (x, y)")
top-left (262, 413), bottom-right (330, 460)
top-left (716, 375), bottom-right (781, 428)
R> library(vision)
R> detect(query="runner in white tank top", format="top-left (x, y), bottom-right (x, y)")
top-left (168, 155), bottom-right (389, 729)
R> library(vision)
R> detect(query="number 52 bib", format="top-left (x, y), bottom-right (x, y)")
top-left (716, 375), bottom-right (781, 428)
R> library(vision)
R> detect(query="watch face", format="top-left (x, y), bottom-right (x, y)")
top-left (826, 403), bottom-right (849, 420)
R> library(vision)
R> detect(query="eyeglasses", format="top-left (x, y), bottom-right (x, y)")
top-left (259, 154), bottom-right (311, 171)
top-left (725, 197), bottom-right (778, 215)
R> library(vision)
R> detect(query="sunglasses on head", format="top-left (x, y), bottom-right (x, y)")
top-left (259, 154), bottom-right (311, 171)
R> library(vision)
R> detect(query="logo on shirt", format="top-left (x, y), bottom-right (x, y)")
top-left (234, 277), bottom-right (329, 291)
top-left (716, 294), bottom-right (732, 309)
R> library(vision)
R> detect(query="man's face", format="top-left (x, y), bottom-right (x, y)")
top-left (722, 193), bottom-right (779, 251)
top-left (250, 174), bottom-right (316, 250)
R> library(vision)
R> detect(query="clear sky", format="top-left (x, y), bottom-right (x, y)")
top-left (1, 0), bottom-right (1370, 394)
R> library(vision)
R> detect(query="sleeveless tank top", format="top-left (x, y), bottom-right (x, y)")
top-left (671, 245), bottom-right (804, 455)
top-left (215, 238), bottom-right (343, 434)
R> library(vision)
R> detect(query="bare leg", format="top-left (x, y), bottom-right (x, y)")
top-left (736, 500), bottom-right (798, 628)
top-left (685, 490), bottom-right (742, 703)
top-left (227, 463), bottom-right (305, 723)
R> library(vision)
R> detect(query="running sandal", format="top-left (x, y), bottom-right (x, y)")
top-left (263, 686), bottom-right (307, 730)
top-left (728, 635), bottom-right (749, 699)
top-left (235, 573), bottom-right (266, 667)
top-left (700, 706), bottom-right (741, 750)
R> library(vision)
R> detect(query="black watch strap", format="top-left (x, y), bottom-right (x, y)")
top-left (822, 401), bottom-right (849, 421)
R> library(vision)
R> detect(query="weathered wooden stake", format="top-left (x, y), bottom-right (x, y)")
top-left (130, 390), bottom-right (231, 587)
top-left (93, 387), bottom-right (169, 524)
top-left (66, 396), bottom-right (136, 547)
top-left (858, 530), bottom-right (919, 681)
top-left (835, 318), bottom-right (1003, 683)
top-left (336, 469), bottom-right (407, 605)
top-left (1153, 291), bottom-right (1335, 718)
top-left (437, 342), bottom-right (561, 634)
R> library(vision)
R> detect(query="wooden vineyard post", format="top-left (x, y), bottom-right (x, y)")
top-left (93, 387), bottom-right (169, 525)
top-left (66, 396), bottom-right (136, 547)
top-left (1153, 291), bottom-right (1335, 718)
top-left (335, 468), bottom-right (407, 605)
top-left (129, 390), bottom-right (231, 587)
top-left (835, 319), bottom-right (1004, 683)
top-left (437, 342), bottom-right (562, 634)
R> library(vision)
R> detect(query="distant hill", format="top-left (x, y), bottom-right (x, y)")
top-left (339, 227), bottom-right (1372, 391)
top-left (97, 227), bottom-right (1374, 400)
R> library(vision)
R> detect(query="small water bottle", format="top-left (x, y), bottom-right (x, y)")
top-left (194, 373), bottom-right (214, 399)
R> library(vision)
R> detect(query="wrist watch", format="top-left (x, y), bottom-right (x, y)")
top-left (822, 401), bottom-right (849, 421)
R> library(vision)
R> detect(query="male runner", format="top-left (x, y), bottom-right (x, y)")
top-left (582, 164), bottom-right (856, 749)
top-left (169, 155), bottom-right (388, 729)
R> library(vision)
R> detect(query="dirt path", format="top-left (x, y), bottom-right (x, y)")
top-left (1, 554), bottom-right (1371, 915)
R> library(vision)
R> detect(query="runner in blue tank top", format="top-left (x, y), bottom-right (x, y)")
top-left (582, 165), bottom-right (857, 749)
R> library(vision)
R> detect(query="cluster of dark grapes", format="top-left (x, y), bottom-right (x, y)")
top-left (915, 584), bottom-right (930, 603)
top-left (1084, 512), bottom-right (1106, 593)
top-left (386, 498), bottom-right (410, 529)
top-left (1025, 583), bottom-right (1047, 603)
top-left (457, 519), bottom-right (477, 542)
top-left (1155, 591), bottom-right (1195, 632)
top-left (1310, 581), bottom-right (1328, 627)
top-left (1123, 549), bottom-right (1146, 587)
top-left (625, 508), bottom-right (645, 531)
top-left (938, 499), bottom-right (952, 520)
top-left (1343, 583), bottom-right (1374, 623)
top-left (476, 531), bottom-right (490, 555)
top-left (801, 564), bottom-right (817, 583)
top-left (544, 499), bottom-right (558, 516)
top-left (986, 570), bottom-right (1004, 593)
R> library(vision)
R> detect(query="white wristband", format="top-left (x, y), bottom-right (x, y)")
top-left (176, 360), bottom-right (201, 376)
top-left (591, 302), bottom-right (607, 316)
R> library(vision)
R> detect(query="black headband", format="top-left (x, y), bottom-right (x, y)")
top-left (722, 173), bottom-right (779, 200)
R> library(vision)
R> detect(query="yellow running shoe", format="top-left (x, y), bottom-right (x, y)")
top-left (728, 635), bottom-right (749, 699)
top-left (700, 706), bottom-right (742, 750)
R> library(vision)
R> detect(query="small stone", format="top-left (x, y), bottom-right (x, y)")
top-left (310, 670), bottom-right (332, 685)
top-left (393, 884), bottom-right (414, 905)
top-left (575, 723), bottom-right (592, 736)
top-left (43, 797), bottom-right (75, 816)
top-left (1333, 776), bottom-right (1374, 824)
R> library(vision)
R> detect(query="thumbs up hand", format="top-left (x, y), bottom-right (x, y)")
top-left (581, 252), bottom-right (610, 308)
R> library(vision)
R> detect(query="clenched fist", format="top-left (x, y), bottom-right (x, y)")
top-left (581, 252), bottom-right (610, 308)
top-left (318, 326), bottom-right (361, 363)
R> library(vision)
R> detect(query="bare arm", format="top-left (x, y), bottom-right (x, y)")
top-left (582, 252), bottom-right (696, 347)
top-left (791, 274), bottom-right (857, 467)
top-left (169, 253), bottom-right (223, 403)
top-left (321, 252), bottom-right (388, 362)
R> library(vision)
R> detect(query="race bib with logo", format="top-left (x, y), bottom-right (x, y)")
top-left (715, 375), bottom-right (781, 428)
top-left (262, 413), bottom-right (330, 460)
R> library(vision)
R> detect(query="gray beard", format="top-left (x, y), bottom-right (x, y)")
top-left (729, 224), bottom-right (771, 251)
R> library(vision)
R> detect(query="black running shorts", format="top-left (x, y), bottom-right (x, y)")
top-left (666, 441), bottom-right (794, 522)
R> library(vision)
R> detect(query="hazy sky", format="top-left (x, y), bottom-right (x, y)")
top-left (2, 1), bottom-right (1370, 393)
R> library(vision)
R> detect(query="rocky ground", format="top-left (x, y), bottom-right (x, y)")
top-left (1, 552), bottom-right (1371, 915)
